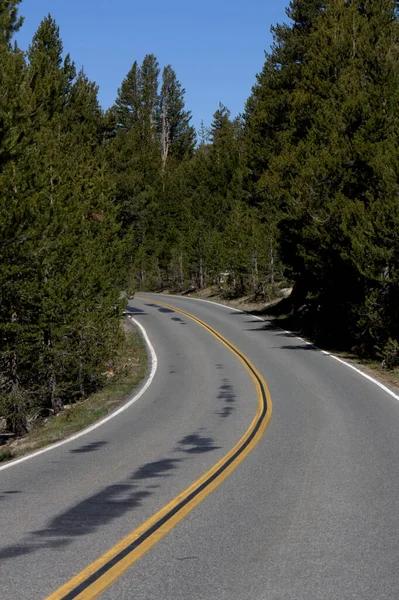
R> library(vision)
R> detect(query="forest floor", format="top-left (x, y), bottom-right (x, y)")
top-left (0, 318), bottom-right (148, 463)
top-left (175, 286), bottom-right (399, 398)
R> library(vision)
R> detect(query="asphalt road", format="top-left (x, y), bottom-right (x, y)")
top-left (1, 293), bottom-right (399, 599)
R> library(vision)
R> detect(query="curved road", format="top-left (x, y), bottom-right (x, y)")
top-left (1, 293), bottom-right (399, 599)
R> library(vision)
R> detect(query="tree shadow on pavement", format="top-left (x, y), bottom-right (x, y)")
top-left (145, 303), bottom-right (175, 314)
top-left (277, 344), bottom-right (318, 351)
top-left (216, 379), bottom-right (236, 418)
top-left (69, 441), bottom-right (108, 454)
top-left (0, 431), bottom-right (221, 560)
top-left (176, 433), bottom-right (221, 454)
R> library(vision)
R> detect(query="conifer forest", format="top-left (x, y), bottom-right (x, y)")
top-left (2, 0), bottom-right (399, 434)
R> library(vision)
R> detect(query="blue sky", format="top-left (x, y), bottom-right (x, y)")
top-left (16, 0), bottom-right (290, 132)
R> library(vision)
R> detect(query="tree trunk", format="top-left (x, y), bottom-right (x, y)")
top-left (199, 257), bottom-right (204, 289)
top-left (161, 99), bottom-right (169, 170)
top-left (270, 237), bottom-right (275, 285)
top-left (5, 348), bottom-right (28, 436)
top-left (45, 328), bottom-right (63, 414)
top-left (252, 250), bottom-right (258, 293)
top-left (179, 252), bottom-right (184, 288)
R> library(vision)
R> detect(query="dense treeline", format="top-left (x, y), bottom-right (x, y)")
top-left (110, 71), bottom-right (280, 297)
top-left (2, 0), bottom-right (399, 434)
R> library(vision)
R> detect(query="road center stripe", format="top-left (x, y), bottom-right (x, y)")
top-left (45, 299), bottom-right (273, 600)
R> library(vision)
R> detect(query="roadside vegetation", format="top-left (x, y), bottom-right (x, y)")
top-left (2, 0), bottom-right (399, 442)
top-left (0, 325), bottom-right (147, 462)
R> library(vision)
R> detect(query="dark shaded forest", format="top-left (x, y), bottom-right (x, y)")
top-left (2, 0), bottom-right (399, 434)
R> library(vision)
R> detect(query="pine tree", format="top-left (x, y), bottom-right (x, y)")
top-left (173, 105), bottom-right (247, 292)
top-left (27, 18), bottom-right (124, 411)
top-left (0, 0), bottom-right (26, 168)
top-left (244, 0), bottom-right (326, 189)
top-left (139, 53), bottom-right (160, 144)
top-left (198, 120), bottom-right (210, 147)
top-left (114, 61), bottom-right (140, 132)
top-left (337, 0), bottom-right (399, 352)
top-left (208, 104), bottom-right (242, 232)
top-left (109, 55), bottom-right (163, 290)
top-left (0, 0), bottom-right (23, 46)
top-left (158, 65), bottom-right (195, 167)
top-left (27, 15), bottom-right (76, 126)
top-left (0, 0), bottom-right (31, 434)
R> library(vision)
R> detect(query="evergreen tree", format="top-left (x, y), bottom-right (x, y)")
top-left (108, 55), bottom-right (162, 291)
top-left (114, 61), bottom-right (140, 132)
top-left (244, 0), bottom-right (326, 189)
top-left (26, 17), bottom-right (123, 412)
top-left (198, 120), bottom-right (210, 147)
top-left (139, 53), bottom-right (160, 143)
top-left (0, 0), bottom-right (23, 46)
top-left (27, 15), bottom-right (76, 126)
top-left (158, 65), bottom-right (195, 167)
top-left (0, 0), bottom-right (29, 434)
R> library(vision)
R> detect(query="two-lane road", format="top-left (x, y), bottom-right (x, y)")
top-left (1, 293), bottom-right (399, 599)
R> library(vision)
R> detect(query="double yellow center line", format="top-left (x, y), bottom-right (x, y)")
top-left (46, 299), bottom-right (272, 600)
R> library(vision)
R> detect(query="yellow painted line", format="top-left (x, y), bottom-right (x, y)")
top-left (45, 298), bottom-right (272, 600)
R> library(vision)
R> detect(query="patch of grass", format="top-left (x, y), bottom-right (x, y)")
top-left (7, 325), bottom-right (148, 461)
top-left (0, 448), bottom-right (13, 463)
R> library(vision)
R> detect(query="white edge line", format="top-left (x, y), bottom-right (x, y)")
top-left (152, 293), bottom-right (399, 404)
top-left (0, 317), bottom-right (158, 472)
top-left (331, 355), bottom-right (399, 402)
top-left (176, 296), bottom-right (245, 313)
